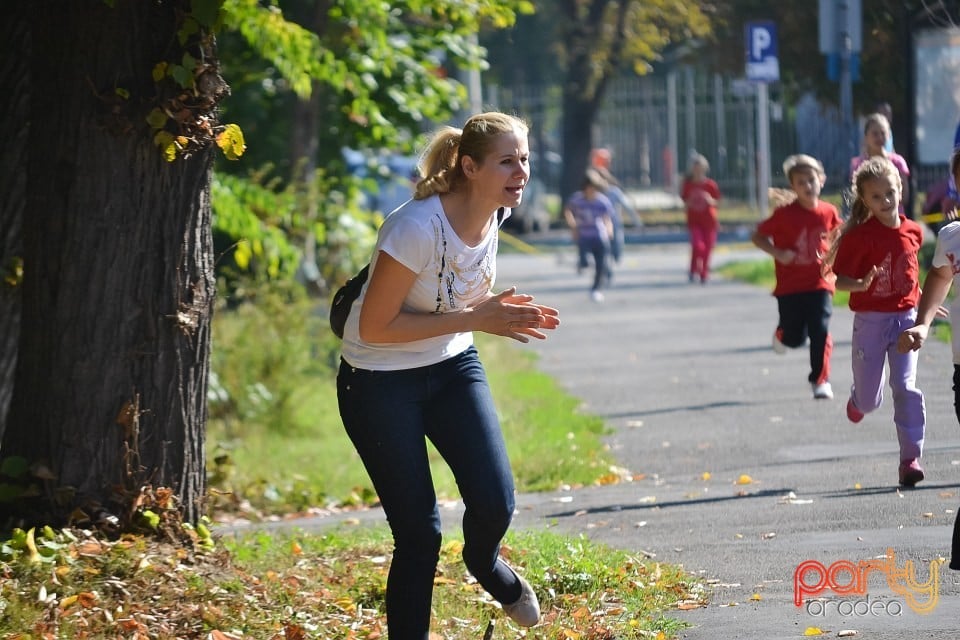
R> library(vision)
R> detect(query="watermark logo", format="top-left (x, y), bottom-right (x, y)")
top-left (794, 548), bottom-right (941, 615)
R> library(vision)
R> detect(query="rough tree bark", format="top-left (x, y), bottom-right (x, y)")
top-left (0, 5), bottom-right (28, 440)
top-left (0, 0), bottom-right (217, 529)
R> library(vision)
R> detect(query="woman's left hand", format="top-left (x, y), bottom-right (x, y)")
top-left (475, 287), bottom-right (560, 342)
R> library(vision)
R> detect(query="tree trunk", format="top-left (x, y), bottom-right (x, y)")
top-left (0, 5), bottom-right (29, 440)
top-left (558, 0), bottom-right (609, 205)
top-left (1, 0), bottom-right (216, 528)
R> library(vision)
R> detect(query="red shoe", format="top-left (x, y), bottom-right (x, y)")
top-left (846, 398), bottom-right (864, 423)
top-left (899, 459), bottom-right (925, 487)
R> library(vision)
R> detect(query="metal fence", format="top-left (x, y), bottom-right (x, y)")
top-left (492, 69), bottom-right (947, 214)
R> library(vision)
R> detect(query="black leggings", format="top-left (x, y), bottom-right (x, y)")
top-left (951, 367), bottom-right (960, 569)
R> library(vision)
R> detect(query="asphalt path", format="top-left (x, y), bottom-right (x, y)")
top-left (221, 239), bottom-right (960, 639)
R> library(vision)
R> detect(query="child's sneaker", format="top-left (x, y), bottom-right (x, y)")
top-left (812, 381), bottom-right (834, 400)
top-left (846, 398), bottom-right (864, 423)
top-left (502, 575), bottom-right (540, 627)
top-left (772, 328), bottom-right (787, 355)
top-left (898, 459), bottom-right (924, 487)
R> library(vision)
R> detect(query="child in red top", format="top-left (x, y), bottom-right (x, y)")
top-left (752, 154), bottom-right (842, 400)
top-left (681, 153), bottom-right (721, 284)
top-left (828, 156), bottom-right (926, 487)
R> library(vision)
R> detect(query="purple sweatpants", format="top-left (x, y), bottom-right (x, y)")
top-left (849, 310), bottom-right (925, 461)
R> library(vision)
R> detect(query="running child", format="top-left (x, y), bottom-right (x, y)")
top-left (751, 154), bottom-right (842, 400)
top-left (828, 156), bottom-right (926, 487)
top-left (898, 146), bottom-right (960, 563)
top-left (681, 153), bottom-right (721, 284)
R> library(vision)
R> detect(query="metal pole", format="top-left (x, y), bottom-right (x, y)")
top-left (715, 73), bottom-right (727, 176)
top-left (667, 71), bottom-right (679, 191)
top-left (838, 0), bottom-right (857, 162)
top-left (685, 66), bottom-right (696, 158)
top-left (757, 83), bottom-right (770, 216)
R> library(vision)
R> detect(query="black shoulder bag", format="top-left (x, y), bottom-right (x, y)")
top-left (329, 263), bottom-right (369, 339)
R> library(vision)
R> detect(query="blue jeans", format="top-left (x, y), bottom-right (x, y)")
top-left (337, 346), bottom-right (521, 639)
top-left (577, 236), bottom-right (610, 291)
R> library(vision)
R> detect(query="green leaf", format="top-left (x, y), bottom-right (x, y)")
top-left (191, 0), bottom-right (223, 28)
top-left (170, 64), bottom-right (194, 89)
top-left (145, 108), bottom-right (168, 130)
top-left (0, 456), bottom-right (28, 479)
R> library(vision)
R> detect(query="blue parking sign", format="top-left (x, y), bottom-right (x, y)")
top-left (745, 21), bottom-right (780, 83)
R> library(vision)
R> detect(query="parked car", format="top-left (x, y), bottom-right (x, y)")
top-left (342, 147), bottom-right (418, 215)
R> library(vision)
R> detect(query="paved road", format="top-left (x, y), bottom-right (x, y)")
top-left (496, 243), bottom-right (960, 639)
top-left (228, 240), bottom-right (960, 639)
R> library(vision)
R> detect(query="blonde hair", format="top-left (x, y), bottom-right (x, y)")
top-left (823, 156), bottom-right (902, 270)
top-left (413, 112), bottom-right (528, 200)
top-left (861, 112), bottom-right (891, 155)
top-left (782, 153), bottom-right (825, 183)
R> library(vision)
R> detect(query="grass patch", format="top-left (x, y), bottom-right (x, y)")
top-left (0, 524), bottom-right (702, 638)
top-left (206, 300), bottom-right (617, 518)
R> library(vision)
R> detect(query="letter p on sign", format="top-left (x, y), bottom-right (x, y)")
top-left (745, 21), bottom-right (779, 82)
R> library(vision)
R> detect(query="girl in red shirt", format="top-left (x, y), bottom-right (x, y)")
top-left (681, 153), bottom-right (721, 284)
top-left (828, 157), bottom-right (926, 487)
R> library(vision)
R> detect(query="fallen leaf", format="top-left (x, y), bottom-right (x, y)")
top-left (854, 483), bottom-right (862, 490)
top-left (749, 593), bottom-right (762, 601)
top-left (803, 627), bottom-right (825, 636)
top-left (736, 474), bottom-right (753, 485)
top-left (701, 472), bottom-right (712, 481)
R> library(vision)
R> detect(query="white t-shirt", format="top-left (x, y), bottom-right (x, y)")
top-left (931, 221), bottom-right (960, 363)
top-left (340, 194), bottom-right (507, 370)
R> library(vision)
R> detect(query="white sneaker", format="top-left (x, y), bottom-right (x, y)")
top-left (590, 290), bottom-right (604, 302)
top-left (502, 575), bottom-right (540, 627)
top-left (812, 381), bottom-right (834, 400)
top-left (772, 330), bottom-right (787, 355)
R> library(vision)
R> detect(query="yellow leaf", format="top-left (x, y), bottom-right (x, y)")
top-left (804, 627), bottom-right (825, 636)
top-left (216, 123), bottom-right (246, 160)
top-left (854, 483), bottom-right (862, 490)
top-left (749, 593), bottom-right (762, 601)
top-left (701, 471), bottom-right (712, 481)
top-left (25, 527), bottom-right (41, 564)
top-left (736, 474), bottom-right (753, 485)
top-left (233, 241), bottom-right (251, 270)
top-left (59, 594), bottom-right (79, 609)
top-left (152, 62), bottom-right (168, 82)
top-left (571, 605), bottom-right (590, 619)
top-left (153, 131), bottom-right (177, 162)
top-left (290, 541), bottom-right (302, 556)
top-left (441, 539), bottom-right (464, 555)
